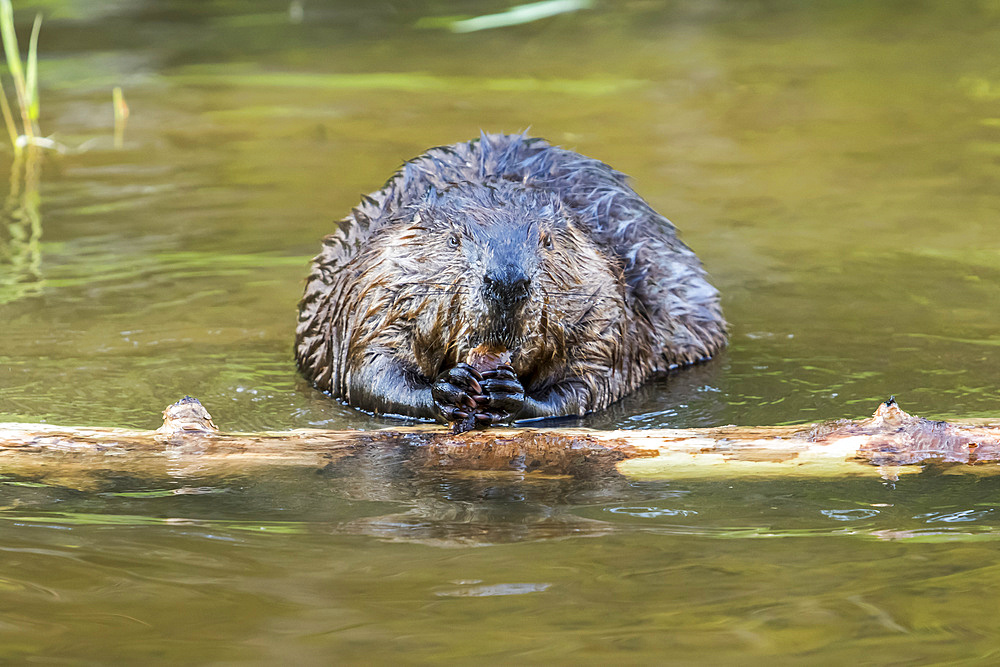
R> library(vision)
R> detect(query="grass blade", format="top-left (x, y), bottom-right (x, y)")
top-left (25, 11), bottom-right (40, 126)
top-left (0, 0), bottom-right (31, 138)
top-left (0, 0), bottom-right (23, 85)
top-left (0, 75), bottom-right (19, 150)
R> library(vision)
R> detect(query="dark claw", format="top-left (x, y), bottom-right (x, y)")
top-left (479, 365), bottom-right (525, 416)
top-left (438, 363), bottom-right (524, 426)
top-left (432, 363), bottom-right (485, 422)
top-left (433, 382), bottom-right (470, 408)
top-left (474, 411), bottom-right (510, 424)
top-left (455, 363), bottom-right (484, 394)
top-left (438, 405), bottom-right (469, 422)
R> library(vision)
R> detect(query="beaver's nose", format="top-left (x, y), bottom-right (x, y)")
top-left (483, 265), bottom-right (531, 306)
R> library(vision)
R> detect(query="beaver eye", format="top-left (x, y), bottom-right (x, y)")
top-left (540, 232), bottom-right (554, 250)
top-left (448, 233), bottom-right (461, 248)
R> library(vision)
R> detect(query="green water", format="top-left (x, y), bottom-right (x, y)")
top-left (2, 0), bottom-right (1000, 663)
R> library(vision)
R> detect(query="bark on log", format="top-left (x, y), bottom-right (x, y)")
top-left (0, 396), bottom-right (999, 481)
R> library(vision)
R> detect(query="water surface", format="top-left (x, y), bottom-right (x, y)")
top-left (2, 0), bottom-right (1000, 663)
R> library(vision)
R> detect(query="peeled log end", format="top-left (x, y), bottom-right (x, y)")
top-left (809, 397), bottom-right (1000, 466)
top-left (156, 396), bottom-right (218, 435)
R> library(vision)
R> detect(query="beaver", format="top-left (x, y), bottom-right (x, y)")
top-left (295, 133), bottom-right (726, 426)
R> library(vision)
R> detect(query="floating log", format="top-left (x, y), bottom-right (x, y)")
top-left (0, 397), bottom-right (998, 481)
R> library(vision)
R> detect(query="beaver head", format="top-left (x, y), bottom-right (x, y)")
top-left (417, 181), bottom-right (550, 348)
top-left (372, 179), bottom-right (627, 381)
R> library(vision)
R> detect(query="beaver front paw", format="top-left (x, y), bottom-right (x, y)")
top-left (432, 362), bottom-right (483, 421)
top-left (474, 364), bottom-right (525, 424)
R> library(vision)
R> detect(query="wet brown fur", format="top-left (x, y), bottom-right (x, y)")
top-left (296, 133), bottom-right (726, 420)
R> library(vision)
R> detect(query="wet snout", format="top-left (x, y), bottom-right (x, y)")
top-left (482, 264), bottom-right (531, 310)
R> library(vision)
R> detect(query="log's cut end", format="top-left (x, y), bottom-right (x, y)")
top-left (810, 397), bottom-right (1000, 466)
top-left (156, 396), bottom-right (218, 435)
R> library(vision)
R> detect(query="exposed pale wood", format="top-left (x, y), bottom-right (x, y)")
top-left (0, 397), bottom-right (999, 482)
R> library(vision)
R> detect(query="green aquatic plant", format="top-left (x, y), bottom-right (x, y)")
top-left (0, 0), bottom-right (41, 153)
top-left (0, 2), bottom-right (47, 304)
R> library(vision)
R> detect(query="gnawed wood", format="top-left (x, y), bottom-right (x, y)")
top-left (0, 397), bottom-right (998, 482)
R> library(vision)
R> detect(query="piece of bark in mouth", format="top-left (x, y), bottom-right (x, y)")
top-left (465, 344), bottom-right (511, 373)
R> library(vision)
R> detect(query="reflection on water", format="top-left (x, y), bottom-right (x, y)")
top-left (4, 446), bottom-right (1000, 549)
top-left (1, 0), bottom-right (1000, 662)
top-left (0, 146), bottom-right (43, 303)
top-left (2, 461), bottom-right (1000, 661)
top-left (324, 439), bottom-right (634, 546)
